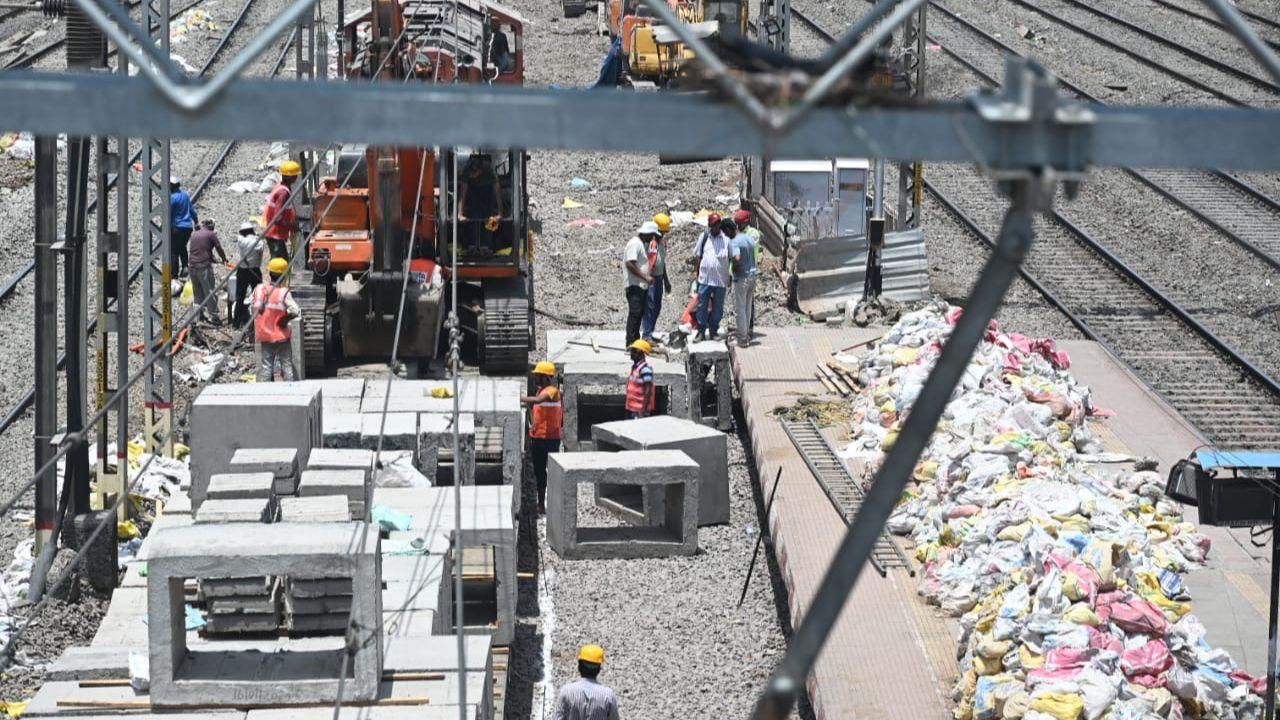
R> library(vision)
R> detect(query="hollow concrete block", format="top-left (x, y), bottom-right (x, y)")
top-left (306, 448), bottom-right (374, 484)
top-left (685, 339), bottom-right (733, 430)
top-left (229, 448), bottom-right (299, 495)
top-left (560, 360), bottom-right (688, 451)
top-left (591, 415), bottom-right (730, 526)
top-left (547, 450), bottom-right (699, 560)
top-left (418, 413), bottom-right (475, 485)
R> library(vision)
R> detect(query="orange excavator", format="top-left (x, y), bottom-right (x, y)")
top-left (297, 0), bottom-right (533, 375)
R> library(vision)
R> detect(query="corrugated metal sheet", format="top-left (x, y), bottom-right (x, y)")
top-left (793, 228), bottom-right (930, 316)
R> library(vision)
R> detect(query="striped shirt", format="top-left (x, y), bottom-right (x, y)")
top-left (554, 678), bottom-right (620, 720)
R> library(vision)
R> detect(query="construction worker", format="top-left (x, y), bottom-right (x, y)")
top-left (640, 214), bottom-right (671, 344)
top-left (169, 176), bottom-right (197, 278)
top-left (262, 160), bottom-right (301, 260)
top-left (458, 153), bottom-right (504, 255)
top-left (692, 215), bottom-right (731, 342)
top-left (521, 361), bottom-right (562, 515)
top-left (624, 339), bottom-right (654, 419)
top-left (729, 214), bottom-right (757, 347)
top-left (622, 224), bottom-right (652, 347)
top-left (554, 644), bottom-right (620, 720)
top-left (733, 209), bottom-right (762, 262)
top-left (188, 219), bottom-right (228, 325)
top-left (249, 257), bottom-right (300, 382)
top-left (233, 221), bottom-right (264, 328)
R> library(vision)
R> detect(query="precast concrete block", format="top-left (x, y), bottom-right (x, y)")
top-left (189, 387), bottom-right (321, 510)
top-left (307, 447), bottom-right (374, 484)
top-left (195, 497), bottom-right (276, 524)
top-left (206, 472), bottom-right (276, 502)
top-left (561, 360), bottom-right (687, 451)
top-left (23, 680), bottom-right (247, 718)
top-left (547, 450), bottom-right (699, 560)
top-left (382, 608), bottom-right (439, 638)
top-left (145, 522), bottom-right (382, 707)
top-left (163, 490), bottom-right (193, 515)
top-left (327, 396), bottom-right (363, 415)
top-left (361, 413), bottom-right (419, 452)
top-left (685, 339), bottom-right (733, 430)
top-left (419, 413), bottom-right (475, 485)
top-left (323, 413), bottom-right (363, 449)
top-left (592, 416), bottom-right (730, 526)
top-left (280, 495), bottom-right (352, 523)
top-left (228, 448), bottom-right (299, 495)
top-left (546, 329), bottom-right (633, 369)
top-left (47, 645), bottom-right (133, 680)
top-left (299, 469), bottom-right (368, 519)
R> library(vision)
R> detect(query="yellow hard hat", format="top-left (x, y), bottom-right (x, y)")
top-left (629, 339), bottom-right (651, 354)
top-left (578, 644), bottom-right (604, 665)
top-left (532, 360), bottom-right (556, 376)
top-left (267, 257), bottom-right (288, 275)
top-left (652, 213), bottom-right (671, 233)
top-left (279, 160), bottom-right (302, 178)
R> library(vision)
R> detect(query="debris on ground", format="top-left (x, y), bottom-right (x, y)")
top-left (770, 395), bottom-right (851, 426)
top-left (841, 303), bottom-right (1266, 720)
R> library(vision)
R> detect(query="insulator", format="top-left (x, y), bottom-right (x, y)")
top-left (62, 1), bottom-right (106, 69)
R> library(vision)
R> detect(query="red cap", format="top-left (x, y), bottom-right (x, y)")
top-left (707, 213), bottom-right (722, 227)
top-left (733, 209), bottom-right (751, 224)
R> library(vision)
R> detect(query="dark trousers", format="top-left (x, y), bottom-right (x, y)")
top-left (625, 285), bottom-right (646, 346)
top-left (172, 226), bottom-right (192, 276)
top-left (267, 237), bottom-right (289, 260)
top-left (641, 276), bottom-right (663, 340)
top-left (530, 437), bottom-right (560, 508)
top-left (233, 266), bottom-right (262, 327)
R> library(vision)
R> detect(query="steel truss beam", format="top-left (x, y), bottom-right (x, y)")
top-left (897, 3), bottom-right (925, 229)
top-left (140, 0), bottom-right (173, 468)
top-left (2, 70), bottom-right (1280, 170)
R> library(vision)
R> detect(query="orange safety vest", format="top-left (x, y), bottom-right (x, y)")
top-left (529, 386), bottom-right (563, 440)
top-left (261, 183), bottom-right (295, 241)
top-left (252, 282), bottom-right (292, 343)
top-left (624, 360), bottom-right (655, 413)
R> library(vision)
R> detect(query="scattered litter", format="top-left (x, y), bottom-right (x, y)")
top-left (143, 604), bottom-right (206, 630)
top-left (257, 174), bottom-right (276, 193)
top-left (179, 280), bottom-right (194, 307)
top-left (372, 505), bottom-right (413, 532)
top-left (427, 386), bottom-right (453, 399)
top-left (561, 197), bottom-right (584, 209)
top-left (1, 132), bottom-right (33, 161)
top-left (187, 353), bottom-right (224, 383)
top-left (375, 454), bottom-right (430, 488)
top-left (128, 651), bottom-right (149, 692)
top-left (715, 194), bottom-right (737, 204)
top-left (664, 199), bottom-right (681, 209)
top-left (170, 53), bottom-right (197, 74)
top-left (770, 396), bottom-right (851, 426)
top-left (117, 520), bottom-right (139, 540)
top-left (383, 536), bottom-right (429, 556)
top-left (841, 303), bottom-right (1265, 720)
top-left (226, 181), bottom-right (259, 193)
top-left (567, 218), bottom-right (605, 229)
top-left (569, 177), bottom-right (591, 188)
top-left (668, 210), bottom-right (695, 227)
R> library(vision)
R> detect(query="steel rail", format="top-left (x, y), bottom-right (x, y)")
top-left (3, 0), bottom-right (202, 67)
top-left (926, 1), bottom-right (1280, 272)
top-left (0, 23), bottom-right (293, 438)
top-left (1038, 0), bottom-right (1280, 92)
top-left (1141, 0), bottom-right (1280, 51)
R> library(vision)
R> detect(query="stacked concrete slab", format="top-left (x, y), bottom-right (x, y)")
top-left (419, 412), bottom-right (475, 485)
top-left (305, 447), bottom-right (373, 482)
top-left (547, 450), bottom-right (700, 559)
top-left (228, 448), bottom-right (299, 495)
top-left (200, 576), bottom-right (282, 635)
top-left (195, 497), bottom-right (275, 524)
top-left (280, 495), bottom-right (350, 522)
top-left (145, 522), bottom-right (383, 707)
top-left (189, 384), bottom-right (322, 510)
top-left (299, 469), bottom-right (367, 519)
top-left (685, 337), bottom-right (733, 430)
top-left (592, 415), bottom-right (730, 526)
top-left (286, 575), bottom-right (355, 634)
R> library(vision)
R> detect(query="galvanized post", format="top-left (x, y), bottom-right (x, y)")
top-left (95, 128), bottom-right (130, 515)
top-left (1266, 475), bottom-right (1279, 720)
top-left (33, 136), bottom-right (58, 554)
top-left (897, 3), bottom-right (926, 229)
top-left (63, 136), bottom-right (91, 517)
top-left (141, 0), bottom-right (174, 473)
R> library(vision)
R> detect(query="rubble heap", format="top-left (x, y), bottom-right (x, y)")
top-left (843, 303), bottom-right (1266, 720)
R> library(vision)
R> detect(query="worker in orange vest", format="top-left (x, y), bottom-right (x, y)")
top-left (261, 160), bottom-right (301, 260)
top-left (624, 339), bottom-right (655, 419)
top-left (249, 257), bottom-right (301, 381)
top-left (522, 361), bottom-right (562, 515)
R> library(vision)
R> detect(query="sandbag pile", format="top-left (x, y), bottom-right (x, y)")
top-left (842, 303), bottom-right (1265, 720)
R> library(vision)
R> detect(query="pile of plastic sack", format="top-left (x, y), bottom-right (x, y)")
top-left (842, 303), bottom-right (1265, 720)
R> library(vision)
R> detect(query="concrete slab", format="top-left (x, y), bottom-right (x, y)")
top-left (248, 707), bottom-right (476, 720)
top-left (381, 608), bottom-right (439, 638)
top-left (547, 329), bottom-right (633, 369)
top-left (146, 523), bottom-right (382, 707)
top-left (381, 634), bottom-right (492, 674)
top-left (547, 450), bottom-right (699, 559)
top-left (90, 587), bottom-right (148, 648)
top-left (323, 413), bottom-right (363, 449)
top-left (23, 680), bottom-right (244, 717)
top-left (299, 469), bottom-right (368, 519)
top-left (361, 413), bottom-right (419, 452)
top-left (206, 472), bottom-right (276, 501)
top-left (561, 360), bottom-right (688, 451)
top-left (47, 645), bottom-right (133, 680)
top-left (281, 495), bottom-right (352, 523)
top-left (419, 412), bottom-right (475, 485)
top-left (195, 497), bottom-right (275, 524)
top-left (327, 396), bottom-right (364, 415)
top-left (162, 490), bottom-right (193, 515)
top-left (307, 448), bottom-right (374, 484)
top-left (592, 416), bottom-right (730, 526)
top-left (229, 448), bottom-right (300, 495)
top-left (201, 577), bottom-right (275, 598)
top-left (189, 387), bottom-right (321, 509)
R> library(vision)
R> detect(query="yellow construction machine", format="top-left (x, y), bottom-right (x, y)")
top-left (606, 0), bottom-right (747, 88)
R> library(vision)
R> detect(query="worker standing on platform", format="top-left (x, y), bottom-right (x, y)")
top-left (623, 224), bottom-right (653, 347)
top-left (233, 221), bottom-right (264, 329)
top-left (522, 361), bottom-right (562, 516)
top-left (169, 176), bottom-right (197, 278)
top-left (641, 214), bottom-right (671, 345)
top-left (733, 209), bottom-right (760, 337)
top-left (188, 219), bottom-right (228, 326)
top-left (262, 160), bottom-right (301, 260)
top-left (554, 645), bottom-right (620, 720)
top-left (729, 216), bottom-right (757, 348)
top-left (692, 215), bottom-right (731, 342)
top-left (624, 339), bottom-right (655, 419)
top-left (249, 257), bottom-right (300, 381)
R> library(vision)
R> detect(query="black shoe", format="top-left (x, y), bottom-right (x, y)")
top-left (693, 330), bottom-right (706, 342)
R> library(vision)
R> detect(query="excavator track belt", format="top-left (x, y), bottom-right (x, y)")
top-left (293, 284), bottom-right (330, 378)
top-left (479, 277), bottom-right (530, 375)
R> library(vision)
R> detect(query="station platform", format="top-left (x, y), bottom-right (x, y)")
top-left (732, 326), bottom-right (1273, 719)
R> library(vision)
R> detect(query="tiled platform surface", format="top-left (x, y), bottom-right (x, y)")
top-left (733, 327), bottom-right (1273, 719)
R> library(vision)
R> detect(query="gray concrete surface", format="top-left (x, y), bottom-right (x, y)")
top-left (361, 412), bottom-right (419, 452)
top-left (322, 413), bottom-right (362, 448)
top-left (419, 412), bottom-right (475, 485)
top-left (228, 448), bottom-right (299, 495)
top-left (298, 469), bottom-right (368, 519)
top-left (206, 472), bottom-right (276, 502)
top-left (280, 495), bottom-right (352, 522)
top-left (195, 497), bottom-right (276, 524)
top-left (685, 339), bottom-right (732, 430)
top-left (561, 360), bottom-right (688, 451)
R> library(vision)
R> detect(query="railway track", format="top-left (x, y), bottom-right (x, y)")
top-left (793, 7), bottom-right (1280, 449)
top-left (2, 0), bottom-right (207, 68)
top-left (1141, 0), bottom-right (1280, 51)
top-left (0, 13), bottom-right (295, 436)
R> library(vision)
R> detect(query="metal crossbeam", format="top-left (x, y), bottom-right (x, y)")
top-left (3, 71), bottom-right (1280, 169)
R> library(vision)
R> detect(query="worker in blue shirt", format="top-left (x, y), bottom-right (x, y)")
top-left (170, 176), bottom-right (198, 278)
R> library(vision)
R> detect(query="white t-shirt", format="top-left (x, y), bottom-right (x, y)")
top-left (624, 236), bottom-right (649, 288)
top-left (696, 231), bottom-right (730, 288)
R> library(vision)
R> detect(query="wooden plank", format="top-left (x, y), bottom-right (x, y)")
top-left (814, 371), bottom-right (839, 395)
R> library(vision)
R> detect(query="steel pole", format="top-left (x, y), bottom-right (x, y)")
top-left (749, 187), bottom-right (1036, 720)
top-left (1266, 471), bottom-right (1279, 720)
top-left (33, 136), bottom-right (58, 554)
top-left (64, 137), bottom-right (91, 517)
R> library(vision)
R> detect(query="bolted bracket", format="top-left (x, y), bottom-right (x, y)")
top-left (969, 57), bottom-right (1095, 211)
